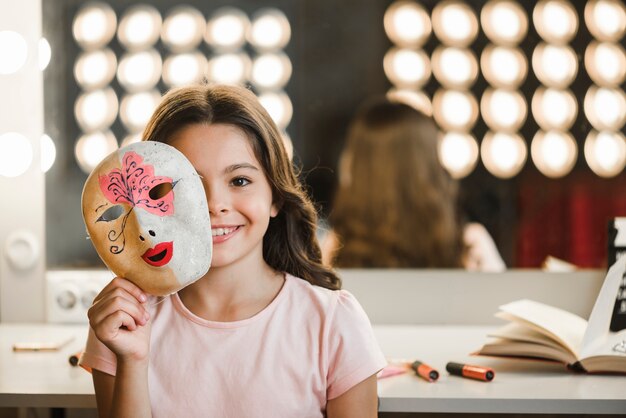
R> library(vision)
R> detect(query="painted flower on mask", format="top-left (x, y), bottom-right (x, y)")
top-left (98, 151), bottom-right (175, 216)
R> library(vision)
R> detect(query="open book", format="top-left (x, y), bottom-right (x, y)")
top-left (476, 255), bottom-right (626, 373)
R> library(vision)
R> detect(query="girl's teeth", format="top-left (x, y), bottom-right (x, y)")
top-left (212, 227), bottom-right (235, 236)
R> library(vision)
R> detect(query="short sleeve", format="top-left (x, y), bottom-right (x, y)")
top-left (78, 326), bottom-right (118, 376)
top-left (325, 290), bottom-right (387, 400)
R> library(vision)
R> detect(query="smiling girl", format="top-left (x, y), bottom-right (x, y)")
top-left (80, 84), bottom-right (386, 418)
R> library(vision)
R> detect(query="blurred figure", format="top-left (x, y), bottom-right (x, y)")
top-left (321, 96), bottom-right (505, 271)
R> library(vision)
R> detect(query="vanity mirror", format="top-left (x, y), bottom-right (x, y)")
top-left (41, 0), bottom-right (626, 270)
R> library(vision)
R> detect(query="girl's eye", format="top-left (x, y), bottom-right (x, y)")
top-left (231, 177), bottom-right (250, 187)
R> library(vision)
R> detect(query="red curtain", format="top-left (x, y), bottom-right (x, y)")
top-left (516, 171), bottom-right (626, 268)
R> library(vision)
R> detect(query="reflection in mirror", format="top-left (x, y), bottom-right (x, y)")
top-left (42, 0), bottom-right (626, 270)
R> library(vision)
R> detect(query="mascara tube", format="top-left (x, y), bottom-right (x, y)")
top-left (446, 362), bottom-right (494, 381)
top-left (411, 361), bottom-right (439, 382)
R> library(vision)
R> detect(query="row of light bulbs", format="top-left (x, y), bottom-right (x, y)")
top-left (71, 3), bottom-right (293, 174)
top-left (0, 28), bottom-right (54, 177)
top-left (383, 0), bottom-right (626, 179)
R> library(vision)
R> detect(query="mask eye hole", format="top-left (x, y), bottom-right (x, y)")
top-left (97, 205), bottom-right (124, 222)
top-left (148, 182), bottom-right (173, 200)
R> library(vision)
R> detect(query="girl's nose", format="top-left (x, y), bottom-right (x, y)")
top-left (206, 186), bottom-right (230, 215)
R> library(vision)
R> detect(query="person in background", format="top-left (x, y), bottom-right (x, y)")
top-left (321, 96), bottom-right (505, 272)
top-left (80, 84), bottom-right (386, 418)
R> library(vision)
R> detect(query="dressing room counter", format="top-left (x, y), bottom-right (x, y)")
top-left (1, 323), bottom-right (625, 414)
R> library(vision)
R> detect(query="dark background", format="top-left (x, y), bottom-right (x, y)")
top-left (43, 0), bottom-right (626, 269)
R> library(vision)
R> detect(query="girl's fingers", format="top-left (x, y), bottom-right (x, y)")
top-left (94, 277), bottom-right (148, 305)
top-left (96, 310), bottom-right (139, 340)
top-left (89, 293), bottom-right (149, 329)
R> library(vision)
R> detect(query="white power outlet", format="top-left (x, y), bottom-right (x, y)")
top-left (46, 269), bottom-right (112, 323)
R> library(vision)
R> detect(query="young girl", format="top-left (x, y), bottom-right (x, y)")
top-left (80, 84), bottom-right (386, 417)
top-left (322, 96), bottom-right (506, 271)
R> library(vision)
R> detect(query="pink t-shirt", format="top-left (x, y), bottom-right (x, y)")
top-left (80, 273), bottom-right (386, 418)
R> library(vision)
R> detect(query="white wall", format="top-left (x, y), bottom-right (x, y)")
top-left (0, 0), bottom-right (46, 322)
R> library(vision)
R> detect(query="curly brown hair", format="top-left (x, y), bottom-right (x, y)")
top-left (329, 97), bottom-right (464, 268)
top-left (142, 83), bottom-right (341, 290)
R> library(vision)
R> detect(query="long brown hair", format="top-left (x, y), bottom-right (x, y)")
top-left (329, 97), bottom-right (464, 268)
top-left (142, 83), bottom-right (341, 290)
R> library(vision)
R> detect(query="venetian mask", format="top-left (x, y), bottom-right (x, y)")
top-left (82, 141), bottom-right (212, 296)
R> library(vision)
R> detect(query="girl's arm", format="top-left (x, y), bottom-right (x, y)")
top-left (93, 361), bottom-right (151, 418)
top-left (88, 277), bottom-right (153, 418)
top-left (326, 374), bottom-right (379, 418)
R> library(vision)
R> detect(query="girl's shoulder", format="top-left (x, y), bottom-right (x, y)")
top-left (285, 274), bottom-right (365, 322)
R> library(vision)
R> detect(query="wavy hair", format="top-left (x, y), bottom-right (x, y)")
top-left (142, 84), bottom-right (341, 290)
top-left (329, 97), bottom-right (464, 268)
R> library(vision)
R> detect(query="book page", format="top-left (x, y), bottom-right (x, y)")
top-left (489, 322), bottom-right (566, 350)
top-left (581, 255), bottom-right (626, 358)
top-left (498, 299), bottom-right (587, 357)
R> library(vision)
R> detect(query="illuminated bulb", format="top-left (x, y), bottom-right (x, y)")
top-left (248, 8), bottom-right (291, 51)
top-left (585, 42), bottom-right (626, 87)
top-left (584, 86), bottom-right (626, 131)
top-left (40, 134), bottom-right (56, 173)
top-left (258, 91), bottom-right (293, 130)
top-left (585, 0), bottom-right (626, 42)
top-left (481, 89), bottom-right (527, 132)
top-left (120, 90), bottom-right (162, 133)
top-left (117, 5), bottom-right (161, 51)
top-left (480, 45), bottom-right (527, 88)
top-left (531, 130), bottom-right (577, 178)
top-left (72, 2), bottom-right (117, 50)
top-left (386, 88), bottom-right (432, 117)
top-left (432, 1), bottom-right (478, 47)
top-left (432, 89), bottom-right (479, 131)
top-left (532, 43), bottom-right (578, 88)
top-left (74, 49), bottom-right (117, 90)
top-left (161, 6), bottom-right (205, 52)
top-left (438, 131), bottom-right (479, 179)
top-left (481, 0), bottom-right (528, 45)
top-left (205, 8), bottom-right (249, 51)
top-left (531, 88), bottom-right (577, 131)
top-left (533, 0), bottom-right (578, 44)
top-left (116, 50), bottom-right (162, 92)
top-left (431, 47), bottom-right (478, 88)
top-left (38, 38), bottom-right (51, 71)
top-left (74, 131), bottom-right (118, 174)
top-left (0, 132), bottom-right (32, 177)
top-left (251, 53), bottom-right (292, 90)
top-left (162, 52), bottom-right (206, 87)
top-left (74, 88), bottom-right (119, 132)
top-left (207, 53), bottom-right (251, 85)
top-left (383, 47), bottom-right (430, 88)
top-left (383, 1), bottom-right (431, 47)
top-left (481, 131), bottom-right (527, 178)
top-left (584, 130), bottom-right (626, 177)
top-left (0, 31), bottom-right (28, 74)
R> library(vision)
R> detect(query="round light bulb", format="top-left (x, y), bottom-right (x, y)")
top-left (384, 1), bottom-right (432, 47)
top-left (438, 131), bottom-right (479, 178)
top-left (531, 130), bottom-right (577, 178)
top-left (0, 132), bottom-right (33, 177)
top-left (481, 131), bottom-right (527, 178)
top-left (431, 46), bottom-right (478, 88)
top-left (584, 130), bottom-right (626, 178)
top-left (0, 31), bottom-right (28, 75)
top-left (383, 47), bottom-right (431, 88)
top-left (481, 0), bottom-right (528, 45)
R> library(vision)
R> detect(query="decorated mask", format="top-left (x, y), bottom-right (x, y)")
top-left (82, 141), bottom-right (211, 296)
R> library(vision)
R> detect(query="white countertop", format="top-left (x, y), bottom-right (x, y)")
top-left (1, 323), bottom-right (625, 414)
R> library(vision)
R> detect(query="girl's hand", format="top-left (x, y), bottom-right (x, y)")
top-left (87, 277), bottom-right (151, 362)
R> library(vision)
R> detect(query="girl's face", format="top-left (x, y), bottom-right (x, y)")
top-left (168, 123), bottom-right (278, 269)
